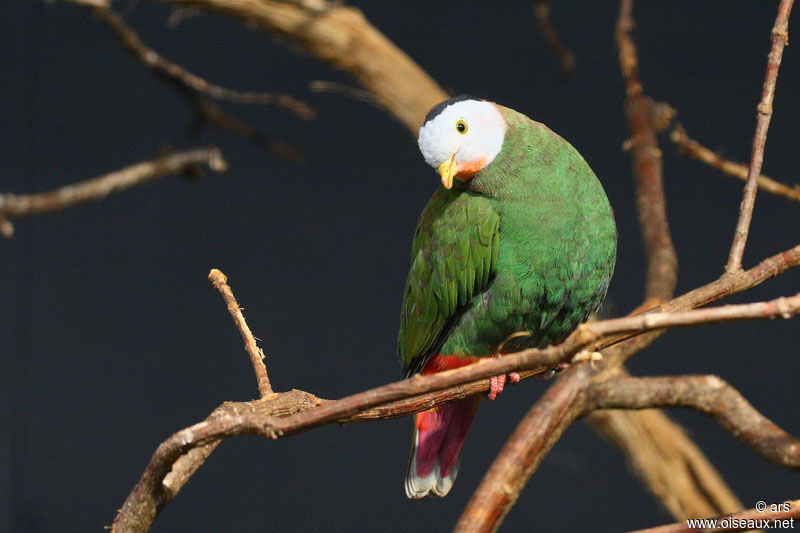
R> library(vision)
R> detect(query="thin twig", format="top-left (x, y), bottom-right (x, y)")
top-left (533, 0), bottom-right (576, 80)
top-left (671, 125), bottom-right (800, 204)
top-left (631, 498), bottom-right (800, 533)
top-left (590, 375), bottom-right (800, 469)
top-left (616, 0), bottom-right (677, 305)
top-left (726, 0), bottom-right (794, 272)
top-left (0, 147), bottom-right (226, 236)
top-left (208, 269), bottom-right (273, 397)
top-left (88, 4), bottom-right (315, 119)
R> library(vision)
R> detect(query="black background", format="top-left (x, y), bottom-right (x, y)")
top-left (2, 1), bottom-right (799, 531)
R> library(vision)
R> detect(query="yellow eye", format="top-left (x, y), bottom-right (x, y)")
top-left (455, 119), bottom-right (468, 134)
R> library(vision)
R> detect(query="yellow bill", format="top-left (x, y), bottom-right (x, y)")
top-left (438, 155), bottom-right (457, 189)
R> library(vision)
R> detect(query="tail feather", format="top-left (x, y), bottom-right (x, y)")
top-left (405, 397), bottom-right (480, 498)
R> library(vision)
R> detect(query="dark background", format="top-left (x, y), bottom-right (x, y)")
top-left (2, 1), bottom-right (799, 531)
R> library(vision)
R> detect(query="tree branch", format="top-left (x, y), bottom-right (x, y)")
top-left (726, 0), bottom-right (794, 272)
top-left (0, 147), bottom-right (226, 236)
top-left (670, 124), bottom-right (800, 204)
top-left (208, 269), bottom-right (273, 397)
top-left (590, 375), bottom-right (800, 469)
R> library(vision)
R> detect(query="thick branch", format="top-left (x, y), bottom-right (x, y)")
top-left (726, 0), bottom-right (794, 272)
top-left (0, 147), bottom-right (226, 236)
top-left (208, 269), bottom-right (273, 397)
top-left (671, 125), bottom-right (800, 204)
top-left (633, 498), bottom-right (800, 533)
top-left (164, 0), bottom-right (449, 131)
top-left (616, 0), bottom-right (677, 304)
top-left (590, 375), bottom-right (800, 469)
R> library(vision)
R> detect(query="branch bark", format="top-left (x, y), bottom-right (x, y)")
top-left (0, 147), bottom-right (226, 236)
top-left (726, 0), bottom-right (794, 272)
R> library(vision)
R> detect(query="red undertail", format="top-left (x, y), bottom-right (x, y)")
top-left (405, 355), bottom-right (481, 498)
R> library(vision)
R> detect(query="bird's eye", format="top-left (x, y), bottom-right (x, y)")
top-left (456, 120), bottom-right (468, 134)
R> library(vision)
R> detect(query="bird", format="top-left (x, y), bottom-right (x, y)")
top-left (399, 95), bottom-right (617, 498)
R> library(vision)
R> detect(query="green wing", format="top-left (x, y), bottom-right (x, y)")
top-left (399, 188), bottom-right (500, 375)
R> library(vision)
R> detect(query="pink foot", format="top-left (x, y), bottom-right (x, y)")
top-left (488, 372), bottom-right (520, 400)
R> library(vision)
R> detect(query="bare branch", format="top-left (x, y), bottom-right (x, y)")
top-left (590, 375), bottom-right (800, 469)
top-left (670, 125), bottom-right (800, 204)
top-left (0, 147), bottom-right (226, 236)
top-left (532, 0), bottom-right (575, 80)
top-left (208, 269), bottom-right (273, 397)
top-left (88, 4), bottom-right (315, 119)
top-left (632, 498), bottom-right (800, 533)
top-left (726, 0), bottom-right (794, 272)
top-left (163, 0), bottom-right (449, 131)
top-left (616, 0), bottom-right (677, 305)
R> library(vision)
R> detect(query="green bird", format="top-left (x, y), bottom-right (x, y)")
top-left (400, 96), bottom-right (617, 498)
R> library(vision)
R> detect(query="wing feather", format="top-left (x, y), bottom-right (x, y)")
top-left (399, 188), bottom-right (500, 375)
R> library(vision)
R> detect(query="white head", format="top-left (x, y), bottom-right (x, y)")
top-left (418, 96), bottom-right (507, 189)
